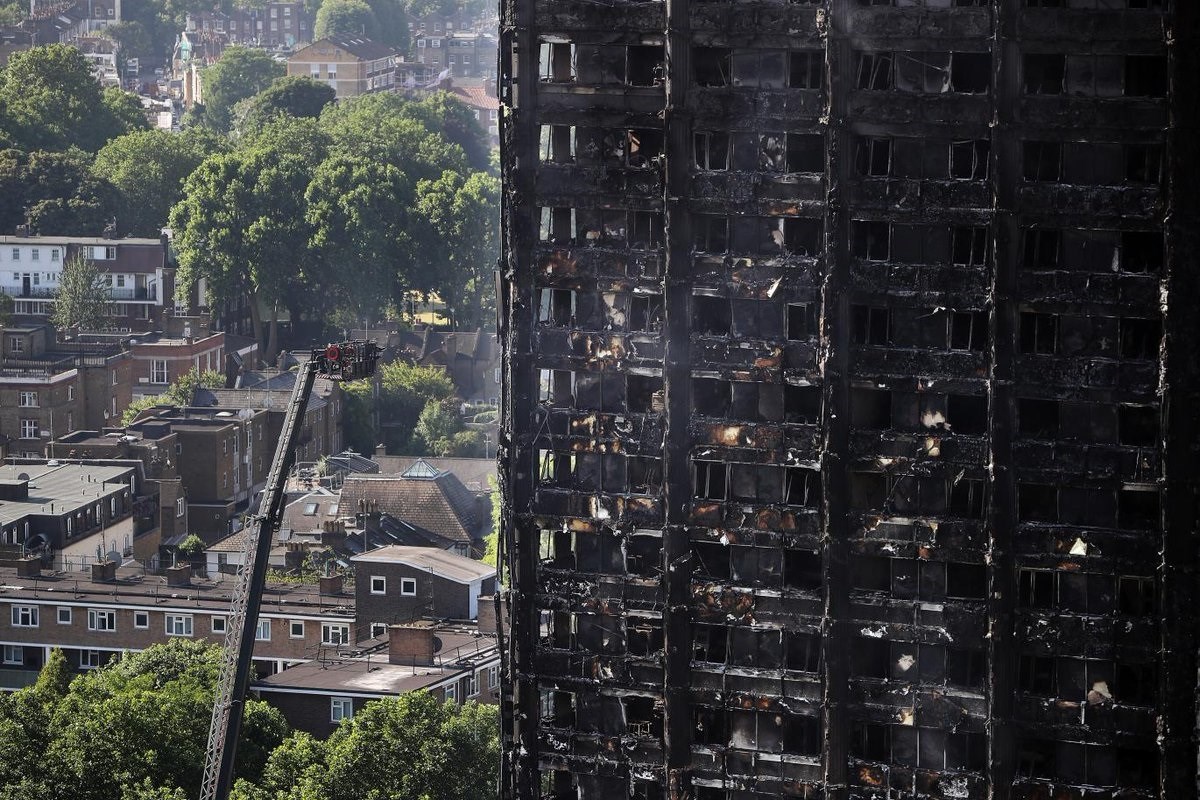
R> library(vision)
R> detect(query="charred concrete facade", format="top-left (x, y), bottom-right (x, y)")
top-left (499, 3), bottom-right (1199, 800)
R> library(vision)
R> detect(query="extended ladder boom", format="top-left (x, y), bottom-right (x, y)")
top-left (199, 341), bottom-right (379, 800)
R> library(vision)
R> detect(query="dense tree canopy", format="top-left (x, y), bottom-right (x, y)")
top-left (314, 0), bottom-right (379, 40)
top-left (0, 45), bottom-right (146, 152)
top-left (200, 46), bottom-right (286, 132)
top-left (93, 128), bottom-right (223, 236)
top-left (51, 253), bottom-right (111, 333)
top-left (0, 148), bottom-right (117, 235)
top-left (233, 76), bottom-right (336, 136)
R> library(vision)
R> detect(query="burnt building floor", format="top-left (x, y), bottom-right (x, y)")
top-left (497, 2), bottom-right (1200, 799)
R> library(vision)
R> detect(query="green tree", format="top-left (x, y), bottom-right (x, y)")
top-left (408, 91), bottom-right (491, 172)
top-left (171, 146), bottom-right (314, 360)
top-left (0, 292), bottom-right (13, 327)
top-left (200, 46), bottom-right (285, 132)
top-left (259, 693), bottom-right (498, 800)
top-left (52, 252), bottom-right (111, 333)
top-left (343, 361), bottom-right (456, 453)
top-left (233, 76), bottom-right (336, 135)
top-left (413, 398), bottom-right (461, 455)
top-left (305, 154), bottom-right (414, 324)
top-left (0, 45), bottom-right (143, 151)
top-left (0, 2), bottom-right (24, 25)
top-left (100, 87), bottom-right (152, 141)
top-left (415, 170), bottom-right (499, 329)
top-left (93, 128), bottom-right (222, 236)
top-left (314, 0), bottom-right (379, 41)
top-left (0, 148), bottom-right (117, 236)
top-left (368, 0), bottom-right (409, 53)
top-left (103, 20), bottom-right (152, 59)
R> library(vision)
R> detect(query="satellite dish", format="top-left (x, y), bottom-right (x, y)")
top-left (17, 473), bottom-right (30, 481)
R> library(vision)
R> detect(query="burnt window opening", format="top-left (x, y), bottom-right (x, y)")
top-left (851, 305), bottom-right (891, 345)
top-left (785, 384), bottom-right (821, 424)
top-left (596, 209), bottom-right (626, 243)
top-left (628, 456), bottom-right (662, 495)
top-left (538, 768), bottom-right (574, 800)
top-left (729, 464), bottom-right (784, 505)
top-left (628, 294), bottom-right (663, 331)
top-left (693, 624), bottom-right (729, 664)
top-left (539, 207), bottom-right (575, 243)
top-left (948, 648), bottom-right (986, 689)
top-left (1118, 748), bottom-right (1159, 791)
top-left (1018, 398), bottom-right (1060, 438)
top-left (787, 631), bottom-right (821, 671)
top-left (1018, 655), bottom-right (1057, 695)
top-left (631, 782), bottom-right (664, 800)
top-left (790, 50), bottom-right (823, 88)
top-left (1125, 55), bottom-right (1167, 97)
top-left (851, 220), bottom-right (890, 261)
top-left (1120, 317), bottom-right (1160, 360)
top-left (856, 52), bottom-right (893, 90)
top-left (538, 369), bottom-right (574, 406)
top-left (694, 47), bottom-right (731, 87)
top-left (784, 549), bottom-right (821, 590)
top-left (730, 709), bottom-right (786, 752)
top-left (692, 707), bottom-right (727, 746)
top-left (947, 394), bottom-right (987, 435)
top-left (1120, 231), bottom-right (1164, 273)
top-left (951, 226), bottom-right (989, 266)
top-left (537, 287), bottom-right (573, 326)
top-left (624, 695), bottom-right (663, 737)
top-left (692, 541), bottom-right (730, 580)
top-left (1024, 53), bottom-right (1065, 94)
top-left (1023, 228), bottom-right (1061, 269)
top-left (692, 378), bottom-right (730, 416)
top-left (949, 139), bottom-right (990, 180)
top-left (626, 129), bottom-right (663, 168)
top-left (730, 50), bottom-right (788, 89)
top-left (575, 530), bottom-right (624, 573)
top-left (1018, 482), bottom-right (1058, 522)
top-left (628, 211), bottom-right (663, 249)
top-left (539, 41), bottom-right (575, 82)
top-left (727, 626), bottom-right (783, 668)
top-left (1127, 0), bottom-right (1165, 8)
top-left (850, 472), bottom-right (887, 510)
top-left (1019, 312), bottom-right (1059, 354)
top-left (1019, 568), bottom-right (1055, 609)
top-left (945, 562), bottom-right (987, 600)
top-left (785, 467), bottom-right (820, 508)
top-left (948, 477), bottom-right (986, 519)
top-left (784, 715), bottom-right (821, 756)
top-left (949, 310), bottom-right (987, 351)
top-left (625, 533), bottom-right (660, 576)
top-left (850, 387), bottom-right (891, 429)
top-left (783, 218), bottom-right (823, 256)
top-left (851, 555), bottom-right (891, 593)
top-left (783, 133), bottom-right (823, 173)
top-left (627, 374), bottom-right (663, 413)
top-left (693, 215), bottom-right (728, 253)
top-left (950, 52), bottom-right (991, 93)
top-left (1118, 405), bottom-right (1158, 447)
top-left (694, 131), bottom-right (730, 170)
top-left (856, 137), bottom-right (891, 177)
top-left (851, 637), bottom-right (890, 679)
top-left (540, 124), bottom-right (575, 163)
top-left (1116, 661), bottom-right (1156, 706)
top-left (1118, 576), bottom-right (1156, 616)
top-left (1016, 738), bottom-right (1056, 780)
top-left (1119, 488), bottom-right (1159, 529)
top-left (540, 689), bottom-right (577, 727)
top-left (626, 45), bottom-right (663, 87)
top-left (853, 723), bottom-right (891, 761)
top-left (538, 528), bottom-right (572, 568)
top-left (694, 460), bottom-right (728, 500)
top-left (1023, 140), bottom-right (1063, 182)
top-left (693, 295), bottom-right (731, 335)
top-left (1125, 144), bottom-right (1162, 184)
top-left (787, 303), bottom-right (819, 341)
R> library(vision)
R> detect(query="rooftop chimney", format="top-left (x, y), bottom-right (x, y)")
top-left (388, 622), bottom-right (438, 666)
top-left (319, 573), bottom-right (344, 596)
top-left (14, 556), bottom-right (41, 578)
top-left (166, 563), bottom-right (191, 587)
top-left (91, 560), bottom-right (117, 583)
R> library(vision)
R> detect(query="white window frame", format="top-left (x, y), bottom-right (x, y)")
top-left (165, 614), bottom-right (193, 636)
top-left (134, 610), bottom-right (149, 629)
top-left (18, 419), bottom-right (37, 439)
top-left (331, 696), bottom-right (354, 722)
top-left (322, 623), bottom-right (350, 645)
top-left (289, 620), bottom-right (305, 639)
top-left (18, 391), bottom-right (37, 407)
top-left (488, 665), bottom-right (499, 688)
top-left (400, 577), bottom-right (417, 596)
top-left (2, 645), bottom-right (22, 665)
top-left (11, 605), bottom-right (38, 627)
top-left (57, 606), bottom-right (72, 625)
top-left (255, 619), bottom-right (271, 641)
top-left (370, 575), bottom-right (386, 594)
top-left (370, 622), bottom-right (387, 639)
top-left (445, 683), bottom-right (457, 703)
top-left (467, 671), bottom-right (480, 697)
top-left (151, 359), bottom-right (168, 384)
top-left (80, 649), bottom-right (102, 669)
top-left (176, 497), bottom-right (186, 517)
top-left (212, 616), bottom-right (227, 634)
top-left (88, 608), bottom-right (116, 632)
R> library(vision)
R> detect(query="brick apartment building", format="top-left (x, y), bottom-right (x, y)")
top-left (499, 2), bottom-right (1195, 800)
top-left (351, 545), bottom-right (497, 631)
top-left (287, 36), bottom-right (398, 98)
top-left (185, 1), bottom-right (312, 49)
top-left (1, 325), bottom-right (132, 458)
top-left (0, 236), bottom-right (171, 333)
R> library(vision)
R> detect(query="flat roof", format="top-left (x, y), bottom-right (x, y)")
top-left (350, 545), bottom-right (495, 584)
top-left (0, 463), bottom-right (134, 526)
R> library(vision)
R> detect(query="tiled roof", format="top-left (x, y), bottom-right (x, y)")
top-left (339, 472), bottom-right (484, 545)
top-left (376, 456), bottom-right (495, 494)
top-left (451, 83), bottom-right (499, 111)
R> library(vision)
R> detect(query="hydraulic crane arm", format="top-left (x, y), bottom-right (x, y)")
top-left (199, 341), bottom-right (379, 800)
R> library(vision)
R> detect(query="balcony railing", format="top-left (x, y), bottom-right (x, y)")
top-left (1, 286), bottom-right (157, 300)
